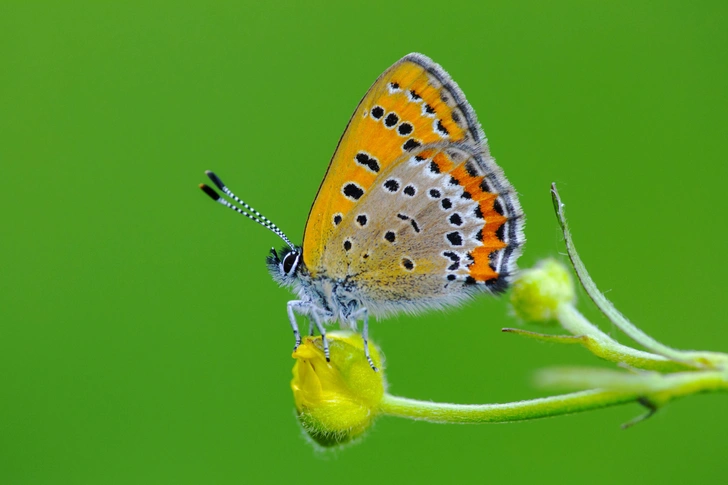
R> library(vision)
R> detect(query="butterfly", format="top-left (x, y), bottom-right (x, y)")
top-left (200, 53), bottom-right (525, 371)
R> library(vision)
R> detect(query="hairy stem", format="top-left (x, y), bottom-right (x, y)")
top-left (380, 367), bottom-right (728, 425)
top-left (379, 390), bottom-right (638, 424)
top-left (550, 184), bottom-right (721, 368)
top-left (556, 304), bottom-right (694, 372)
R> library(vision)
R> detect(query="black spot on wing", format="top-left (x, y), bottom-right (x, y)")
top-left (403, 139), bottom-right (421, 152)
top-left (401, 258), bottom-right (414, 271)
top-left (355, 152), bottom-right (380, 173)
top-left (496, 223), bottom-right (505, 241)
top-left (449, 213), bottom-right (463, 226)
top-left (443, 251), bottom-right (460, 270)
top-left (384, 112), bottom-right (399, 127)
top-left (465, 162), bottom-right (478, 177)
top-left (446, 231), bottom-right (463, 246)
top-left (384, 179), bottom-right (400, 192)
top-left (436, 119), bottom-right (450, 136)
top-left (397, 123), bottom-right (413, 136)
top-left (343, 183), bottom-right (364, 201)
top-left (493, 199), bottom-right (504, 215)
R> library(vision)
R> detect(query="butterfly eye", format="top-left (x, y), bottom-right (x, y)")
top-left (282, 251), bottom-right (300, 276)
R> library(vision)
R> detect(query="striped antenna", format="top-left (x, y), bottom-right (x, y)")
top-left (199, 171), bottom-right (295, 250)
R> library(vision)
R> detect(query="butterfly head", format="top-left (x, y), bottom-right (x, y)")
top-left (266, 245), bottom-right (304, 286)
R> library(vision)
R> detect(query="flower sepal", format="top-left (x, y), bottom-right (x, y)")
top-left (291, 331), bottom-right (386, 447)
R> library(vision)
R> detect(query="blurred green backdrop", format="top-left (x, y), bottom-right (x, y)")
top-left (1, 1), bottom-right (726, 483)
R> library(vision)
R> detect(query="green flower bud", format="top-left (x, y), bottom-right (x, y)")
top-left (291, 331), bottom-right (385, 447)
top-left (510, 259), bottom-right (576, 323)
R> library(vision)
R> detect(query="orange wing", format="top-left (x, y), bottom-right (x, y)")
top-left (302, 53), bottom-right (489, 275)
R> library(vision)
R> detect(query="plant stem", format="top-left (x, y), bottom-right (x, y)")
top-left (379, 390), bottom-right (638, 424)
top-left (380, 368), bottom-right (728, 425)
top-left (536, 367), bottom-right (728, 396)
top-left (550, 184), bottom-right (726, 368)
top-left (556, 304), bottom-right (694, 372)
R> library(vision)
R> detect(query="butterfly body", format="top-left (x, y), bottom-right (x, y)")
top-left (202, 53), bottom-right (524, 369)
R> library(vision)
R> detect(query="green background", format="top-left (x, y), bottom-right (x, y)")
top-left (2, 1), bottom-right (726, 483)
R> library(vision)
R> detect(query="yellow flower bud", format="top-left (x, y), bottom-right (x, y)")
top-left (291, 331), bottom-right (386, 447)
top-left (510, 259), bottom-right (576, 323)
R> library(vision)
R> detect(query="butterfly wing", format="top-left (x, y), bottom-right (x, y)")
top-left (302, 53), bottom-right (524, 313)
top-left (303, 54), bottom-right (484, 263)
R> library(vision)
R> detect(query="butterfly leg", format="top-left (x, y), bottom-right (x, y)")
top-left (308, 319), bottom-right (316, 336)
top-left (352, 308), bottom-right (378, 372)
top-left (309, 309), bottom-right (330, 362)
top-left (288, 301), bottom-right (330, 361)
top-left (287, 300), bottom-right (304, 351)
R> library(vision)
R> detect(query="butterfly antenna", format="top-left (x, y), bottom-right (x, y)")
top-left (199, 171), bottom-right (295, 250)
